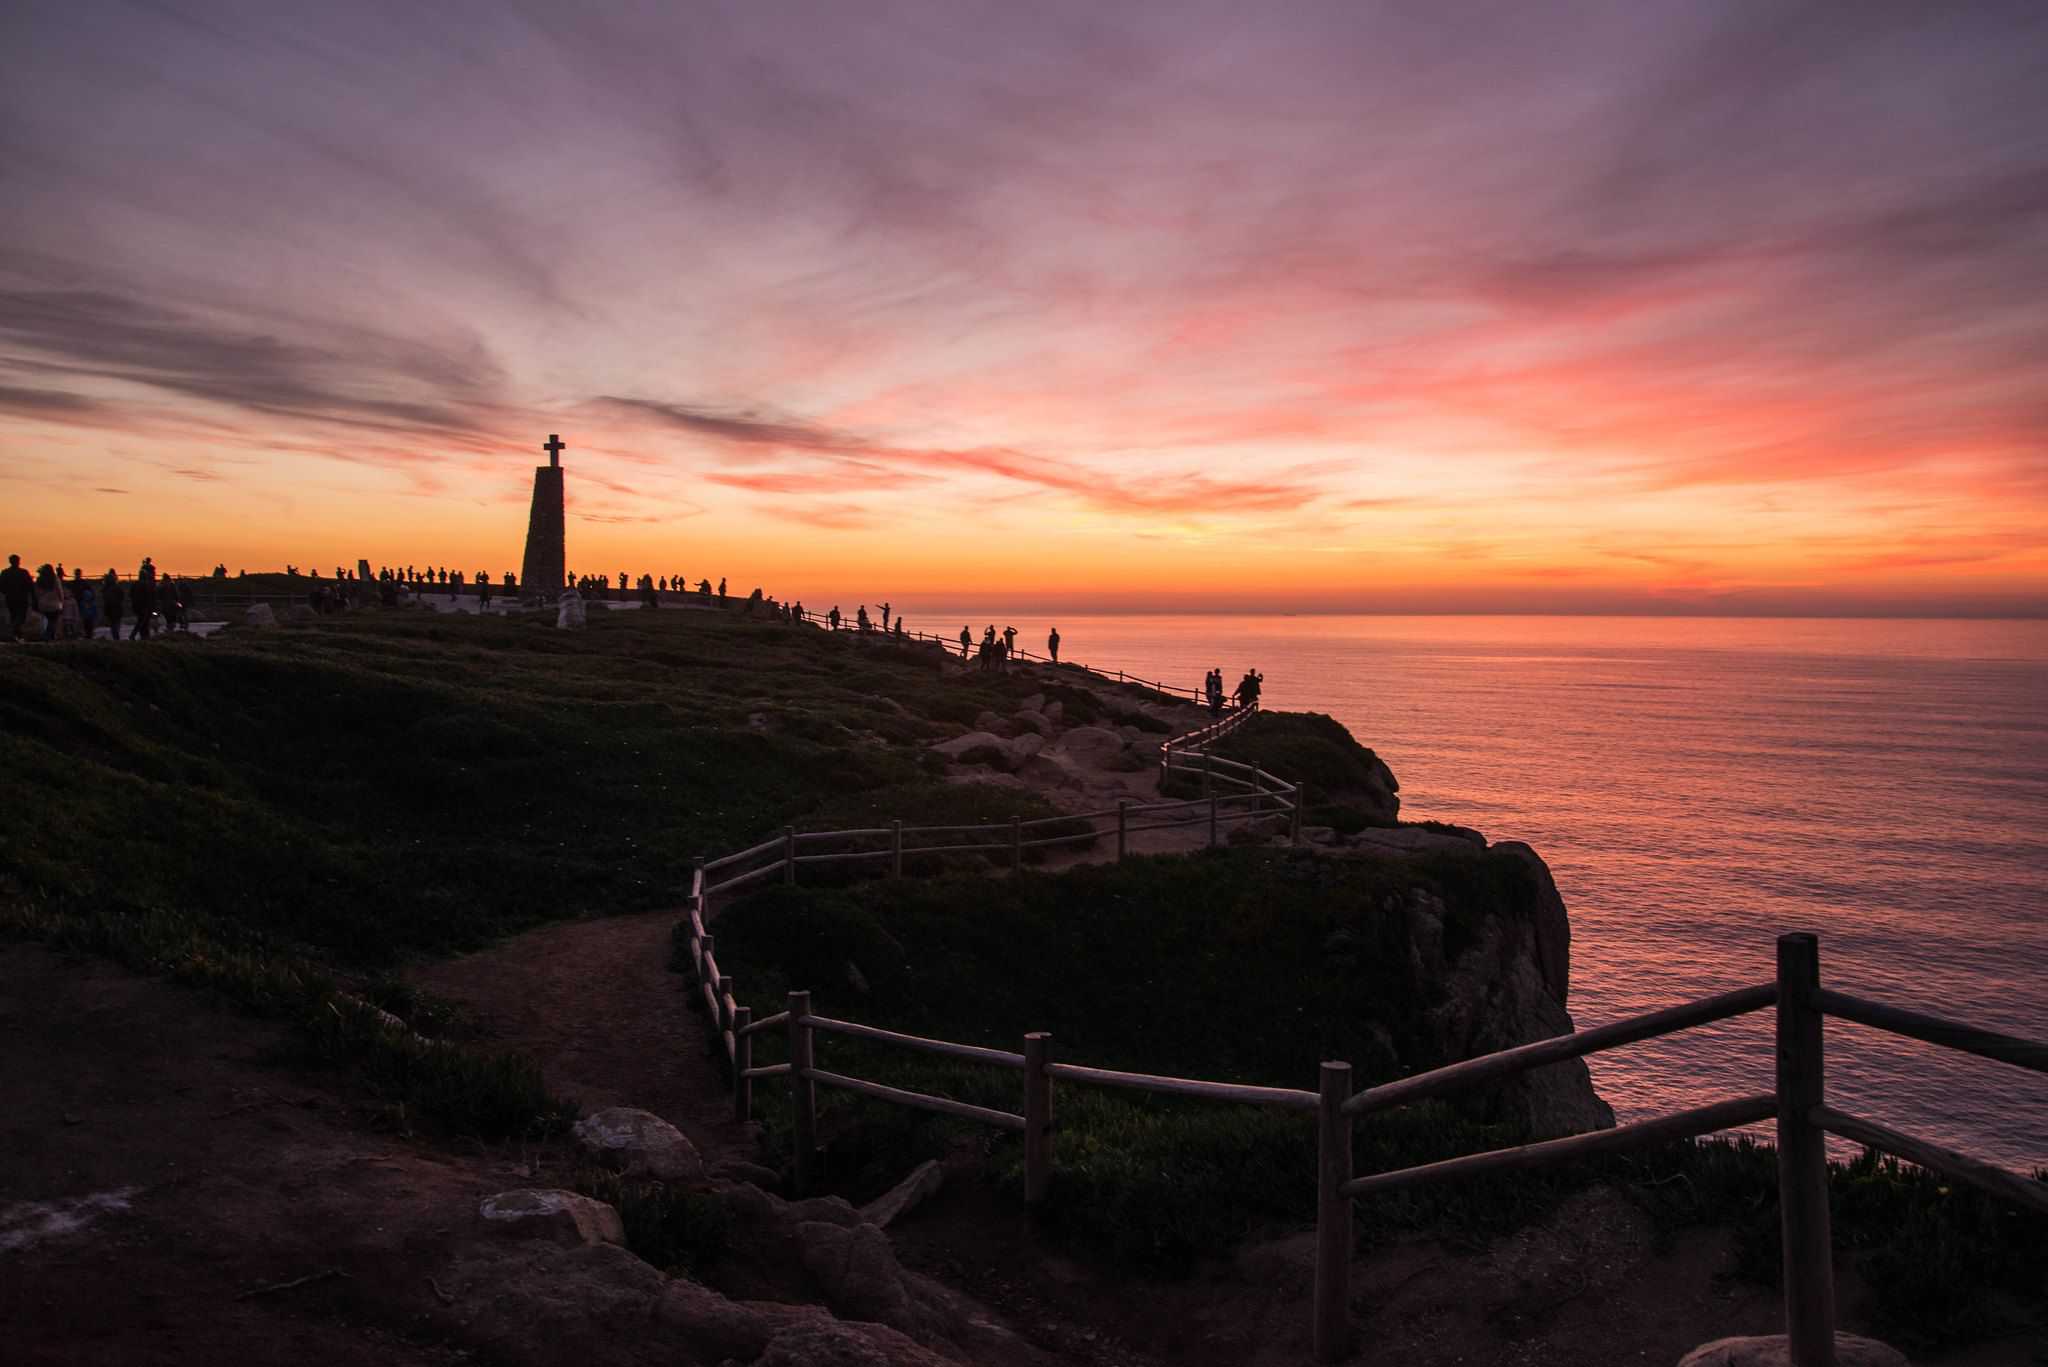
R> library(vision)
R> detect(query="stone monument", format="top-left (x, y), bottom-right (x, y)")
top-left (519, 433), bottom-right (567, 598)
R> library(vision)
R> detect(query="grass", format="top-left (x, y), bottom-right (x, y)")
top-left (0, 605), bottom-right (1108, 1136)
top-left (574, 1169), bottom-right (732, 1276)
top-left (0, 606), bottom-right (1093, 966)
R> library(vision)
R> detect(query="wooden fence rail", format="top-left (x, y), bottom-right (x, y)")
top-left (691, 923), bottom-right (2043, 1366)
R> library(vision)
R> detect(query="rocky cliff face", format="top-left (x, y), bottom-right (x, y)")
top-left (1337, 829), bottom-right (1613, 1140)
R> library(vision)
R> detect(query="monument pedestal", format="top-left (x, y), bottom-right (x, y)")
top-left (519, 462), bottom-right (565, 597)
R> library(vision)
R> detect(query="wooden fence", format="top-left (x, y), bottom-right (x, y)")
top-left (690, 918), bottom-right (2046, 1364)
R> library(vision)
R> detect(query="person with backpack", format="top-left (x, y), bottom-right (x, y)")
top-left (34, 563), bottom-right (64, 641)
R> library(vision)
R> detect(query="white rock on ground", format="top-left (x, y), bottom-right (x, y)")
top-left (476, 1189), bottom-right (626, 1247)
top-left (570, 1106), bottom-right (703, 1181)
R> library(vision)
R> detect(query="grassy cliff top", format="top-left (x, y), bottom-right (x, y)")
top-left (0, 605), bottom-right (1148, 964)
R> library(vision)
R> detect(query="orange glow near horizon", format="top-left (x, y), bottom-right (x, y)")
top-left (5, 4), bottom-right (2045, 616)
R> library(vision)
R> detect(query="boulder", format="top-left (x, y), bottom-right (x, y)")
top-left (1008, 732), bottom-right (1044, 765)
top-left (798, 1220), bottom-right (916, 1329)
top-left (1676, 1336), bottom-right (1909, 1367)
top-left (1493, 841), bottom-right (1571, 1006)
top-left (1351, 826), bottom-right (1487, 858)
top-left (1053, 725), bottom-right (1124, 768)
top-left (971, 710), bottom-right (1015, 738)
top-left (930, 731), bottom-right (1016, 771)
top-left (241, 602), bottom-right (277, 628)
top-left (1412, 884), bottom-right (1612, 1139)
top-left (288, 603), bottom-right (317, 622)
top-left (571, 1106), bottom-right (703, 1181)
top-left (556, 590), bottom-right (587, 629)
top-left (1012, 709), bottom-right (1052, 737)
top-left (1041, 700), bottom-right (1063, 723)
top-left (476, 1189), bottom-right (625, 1248)
top-left (1020, 693), bottom-right (1046, 713)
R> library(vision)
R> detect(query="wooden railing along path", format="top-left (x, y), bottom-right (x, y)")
top-left (690, 913), bottom-right (2045, 1365)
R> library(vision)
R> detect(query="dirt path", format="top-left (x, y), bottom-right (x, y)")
top-left (409, 909), bottom-right (748, 1169)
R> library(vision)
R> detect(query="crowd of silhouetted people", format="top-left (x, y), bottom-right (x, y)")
top-left (0, 553), bottom-right (196, 642)
top-left (5, 549), bottom-right (1266, 714)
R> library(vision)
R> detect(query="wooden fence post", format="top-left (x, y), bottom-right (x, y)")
top-left (788, 990), bottom-right (816, 1196)
top-left (783, 826), bottom-right (797, 885)
top-left (1011, 816), bottom-right (1023, 870)
top-left (699, 933), bottom-right (715, 985)
top-left (1776, 933), bottom-right (1836, 1366)
top-left (733, 1005), bottom-right (753, 1123)
top-left (1024, 1032), bottom-right (1052, 1205)
top-left (716, 975), bottom-right (733, 1034)
top-left (890, 819), bottom-right (904, 879)
top-left (1208, 794), bottom-right (1220, 848)
top-left (1117, 800), bottom-right (1129, 861)
top-left (1314, 1060), bottom-right (1354, 1363)
top-left (693, 855), bottom-right (708, 920)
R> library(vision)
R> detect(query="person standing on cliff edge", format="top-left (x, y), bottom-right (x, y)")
top-left (0, 555), bottom-right (31, 641)
top-left (1047, 626), bottom-right (1060, 664)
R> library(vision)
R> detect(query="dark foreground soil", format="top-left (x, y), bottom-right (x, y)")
top-left (0, 944), bottom-right (505, 1366)
top-left (8, 924), bottom-right (2037, 1367)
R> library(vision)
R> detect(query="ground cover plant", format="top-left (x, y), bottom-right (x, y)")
top-left (0, 604), bottom-right (1073, 966)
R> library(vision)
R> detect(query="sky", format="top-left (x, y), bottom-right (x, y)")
top-left (3, 0), bottom-right (2045, 615)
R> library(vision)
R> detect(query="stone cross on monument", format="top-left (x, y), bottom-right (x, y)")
top-left (519, 433), bottom-right (568, 597)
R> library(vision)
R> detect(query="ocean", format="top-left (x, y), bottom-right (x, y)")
top-left (919, 612), bottom-right (2048, 1171)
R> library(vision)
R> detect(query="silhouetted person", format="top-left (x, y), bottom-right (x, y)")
top-left (34, 563), bottom-right (61, 641)
top-left (1002, 625), bottom-right (1017, 656)
top-left (828, 605), bottom-right (841, 631)
top-left (100, 570), bottom-right (124, 641)
top-left (958, 625), bottom-right (971, 658)
top-left (0, 554), bottom-right (30, 641)
top-left (1047, 626), bottom-right (1060, 663)
top-left (131, 557), bottom-right (156, 640)
top-left (879, 601), bottom-right (891, 632)
top-left (162, 576), bottom-right (186, 631)
top-left (856, 605), bottom-right (871, 634)
top-left (718, 577), bottom-right (727, 606)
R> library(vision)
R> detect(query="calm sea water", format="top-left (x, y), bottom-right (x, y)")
top-left (918, 612), bottom-right (2048, 1170)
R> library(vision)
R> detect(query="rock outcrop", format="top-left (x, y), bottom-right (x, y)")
top-left (476, 1189), bottom-right (626, 1248)
top-left (439, 1181), bottom-right (1044, 1367)
top-left (571, 1107), bottom-right (703, 1181)
top-left (1403, 869), bottom-right (1612, 1138)
top-left (1677, 1336), bottom-right (1910, 1367)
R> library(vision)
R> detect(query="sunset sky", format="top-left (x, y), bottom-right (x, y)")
top-left (3, 1), bottom-right (2044, 614)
